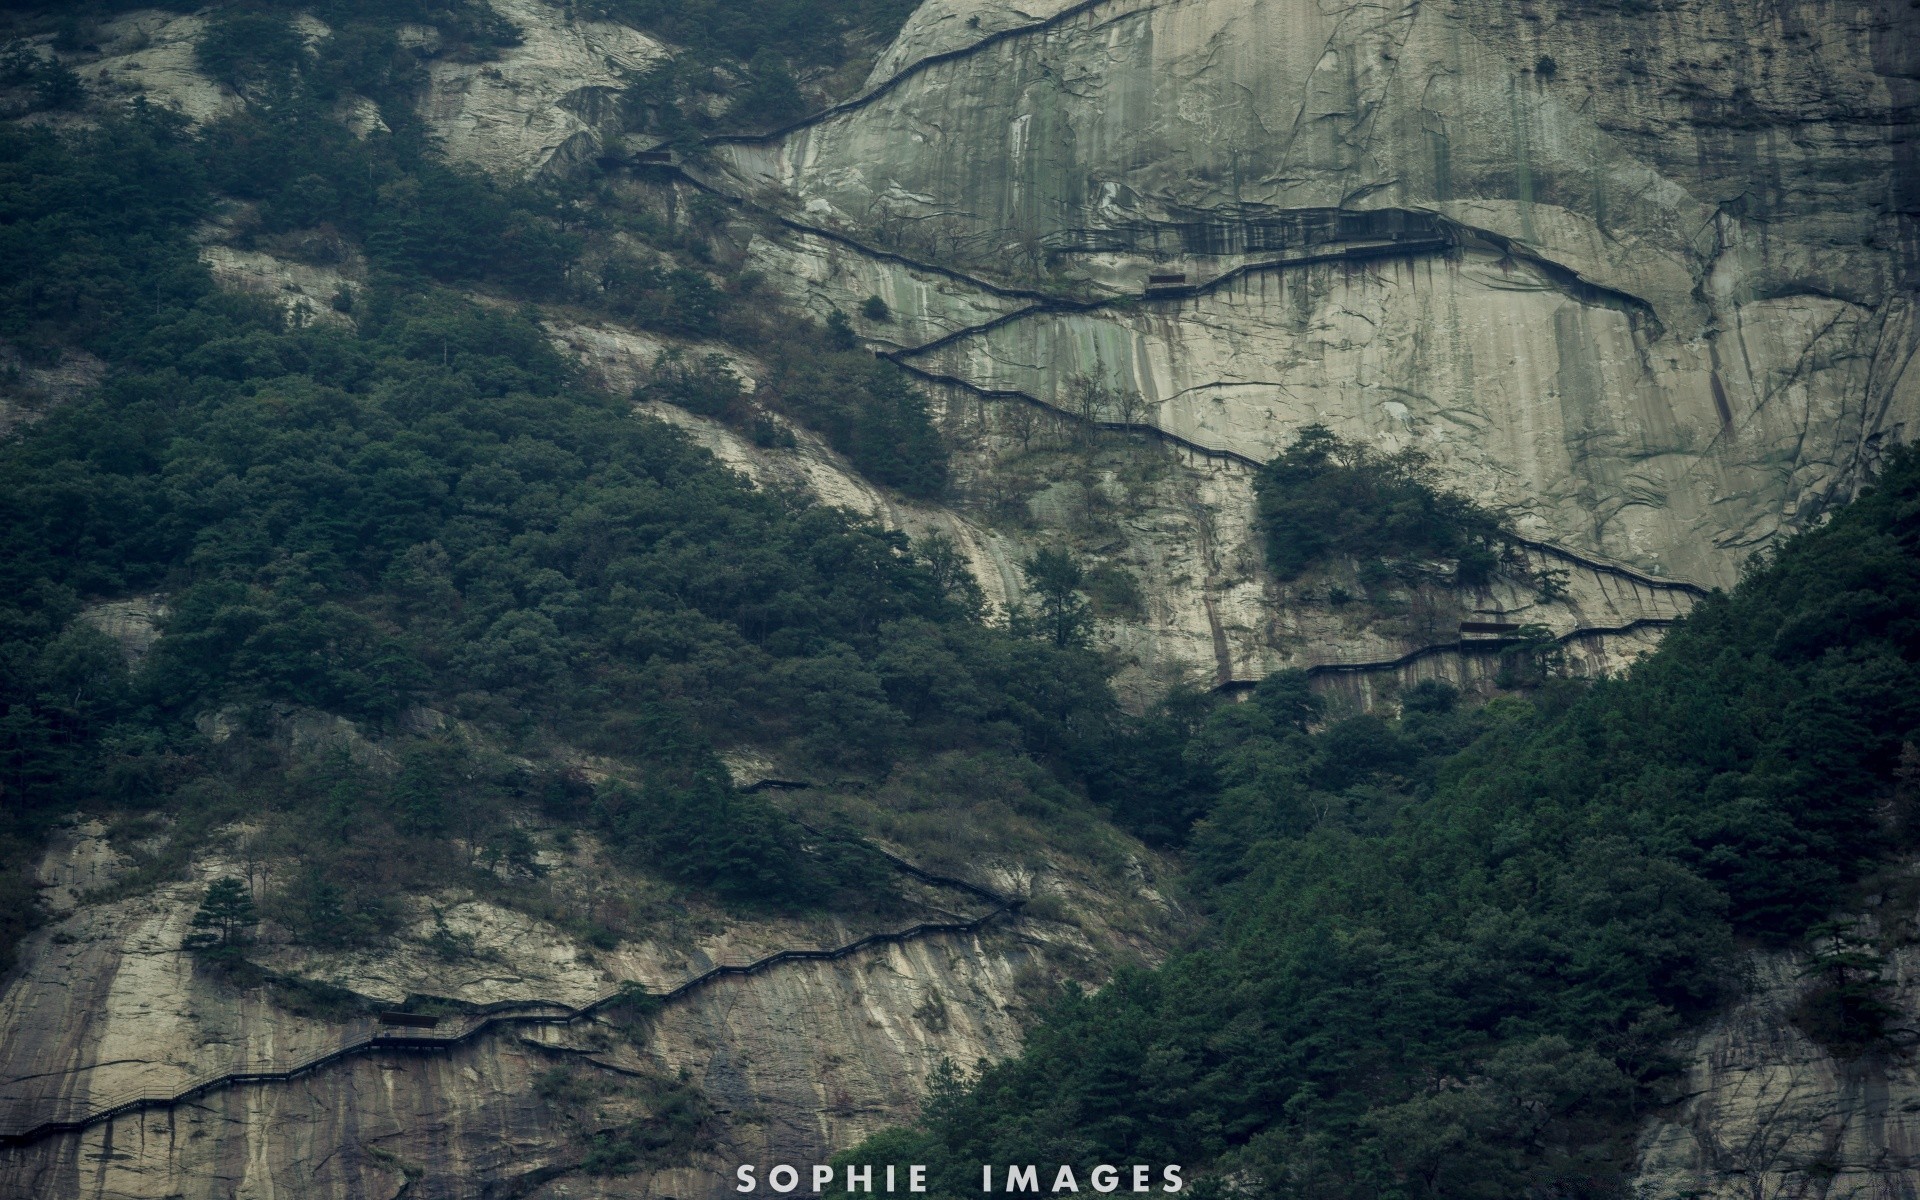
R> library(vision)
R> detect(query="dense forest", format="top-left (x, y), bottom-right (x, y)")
top-left (841, 449), bottom-right (1920, 1195)
top-left (0, 2), bottom-right (1137, 965)
top-left (2, 2), bottom-right (1916, 1197)
top-left (0, 103), bottom-right (1173, 950)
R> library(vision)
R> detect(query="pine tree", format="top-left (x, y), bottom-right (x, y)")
top-left (182, 877), bottom-right (258, 952)
top-left (1018, 548), bottom-right (1095, 648)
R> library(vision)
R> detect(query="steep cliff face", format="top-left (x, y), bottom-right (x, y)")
top-left (5, 1), bottom-right (1917, 1195)
top-left (51, 0), bottom-right (1745, 690)
top-left (1630, 888), bottom-right (1920, 1200)
top-left (419, 0), bottom-right (663, 177)
top-left (0, 812), bottom-right (1170, 1199)
top-left (705, 0), bottom-right (1919, 590)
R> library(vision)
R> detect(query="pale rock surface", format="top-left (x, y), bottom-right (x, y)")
top-left (545, 317), bottom-right (758, 395)
top-left (6, 1), bottom-right (1915, 1193)
top-left (200, 245), bottom-right (357, 329)
top-left (0, 342), bottom-right (105, 440)
top-left (0, 821), bottom-right (1142, 1199)
top-left (712, 0), bottom-right (1920, 591)
top-left (936, 382), bottom-right (1697, 696)
top-left (419, 0), bottom-right (664, 177)
top-left (0, 847), bottom-right (358, 1139)
top-left (76, 596), bottom-right (168, 666)
top-left (548, 313), bottom-right (1031, 618)
top-left (906, 249), bottom-right (1901, 587)
top-left (557, 313), bottom-right (1681, 697)
top-left (1630, 907), bottom-right (1920, 1200)
top-left (742, 223), bottom-right (1035, 353)
top-left (40, 0), bottom-right (1706, 695)
top-left (865, 0), bottom-right (1090, 84)
top-left (33, 820), bottom-right (134, 919)
top-left (637, 396), bottom-right (1028, 621)
top-left (71, 10), bottom-right (243, 124)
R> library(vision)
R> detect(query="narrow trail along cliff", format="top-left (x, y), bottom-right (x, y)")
top-left (630, 146), bottom-right (1717, 695)
top-left (0, 834), bottom-right (1021, 1152)
top-left (0, 0), bottom-right (1913, 1198)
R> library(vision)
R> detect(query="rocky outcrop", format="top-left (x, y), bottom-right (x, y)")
top-left (708, 0), bottom-right (1919, 591)
top-left (1631, 894), bottom-right (1920, 1200)
top-left (9, 1), bottom-right (1917, 1194)
top-left (0, 342), bottom-right (105, 441)
top-left (55, 1), bottom-right (661, 179)
top-left (200, 245), bottom-right (357, 328)
top-left (76, 596), bottom-right (168, 666)
top-left (37, 0), bottom-right (1727, 696)
top-left (420, 0), bottom-right (664, 177)
top-left (557, 312), bottom-right (1694, 701)
top-left (0, 819), bottom-right (1166, 1199)
top-left (67, 10), bottom-right (244, 125)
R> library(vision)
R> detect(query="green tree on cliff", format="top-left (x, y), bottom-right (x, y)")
top-left (1016, 548), bottom-right (1095, 649)
top-left (182, 877), bottom-right (259, 953)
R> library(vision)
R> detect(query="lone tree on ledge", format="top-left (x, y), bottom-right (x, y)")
top-left (182, 877), bottom-right (259, 953)
top-left (1017, 548), bottom-right (1095, 649)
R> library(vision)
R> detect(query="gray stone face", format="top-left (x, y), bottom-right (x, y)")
top-left (709, 0), bottom-right (1918, 588)
top-left (0, 823), bottom-right (1162, 1199)
top-left (1630, 901), bottom-right (1920, 1200)
top-left (395, 0), bottom-right (1920, 1188)
top-left (5, 0), bottom-right (1917, 1195)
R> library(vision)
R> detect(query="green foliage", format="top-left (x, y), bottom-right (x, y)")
top-left (1791, 921), bottom-right (1897, 1057)
top-left (638, 350), bottom-right (746, 419)
top-left (534, 1061), bottom-right (714, 1175)
top-left (1014, 548), bottom-right (1094, 649)
top-left (598, 771), bottom-right (889, 906)
top-left (850, 447), bottom-right (1920, 1198)
top-left (182, 875), bottom-right (259, 950)
top-left (0, 106), bottom-right (1123, 935)
top-left (262, 971), bottom-right (375, 1020)
top-left (1, 39), bottom-right (86, 113)
top-left (736, 47), bottom-right (805, 128)
top-left (597, 0), bottom-right (920, 138)
top-left (178, 10), bottom-right (578, 298)
top-left (587, 1070), bottom-right (716, 1175)
top-left (597, 253), bottom-right (726, 335)
top-left (1493, 622), bottom-right (1565, 690)
top-left (916, 532), bottom-right (984, 618)
top-left (0, 107), bottom-right (209, 354)
top-left (280, 861), bottom-right (398, 947)
top-left (767, 346), bottom-right (949, 498)
top-left (194, 0), bottom-right (520, 90)
top-left (1082, 562), bottom-right (1144, 619)
top-left (1256, 425), bottom-right (1512, 585)
top-left (748, 412), bottom-right (797, 449)
top-left (196, 11), bottom-right (311, 87)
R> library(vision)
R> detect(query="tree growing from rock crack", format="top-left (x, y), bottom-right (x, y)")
top-left (182, 877), bottom-right (258, 952)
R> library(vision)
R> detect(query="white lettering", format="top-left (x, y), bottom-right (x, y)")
top-left (912, 1164), bottom-right (928, 1193)
top-left (1008, 1165), bottom-right (1039, 1192)
top-left (1133, 1165), bottom-right (1149, 1193)
top-left (984, 1166), bottom-right (993, 1192)
top-left (848, 1165), bottom-right (873, 1193)
top-left (1051, 1165), bottom-right (1079, 1192)
top-left (769, 1165), bottom-right (798, 1194)
top-left (815, 1166), bottom-right (836, 1193)
top-left (1162, 1166), bottom-right (1183, 1193)
top-left (887, 1165), bottom-right (896, 1193)
top-left (1091, 1166), bottom-right (1119, 1194)
top-left (737, 1165), bottom-right (756, 1193)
